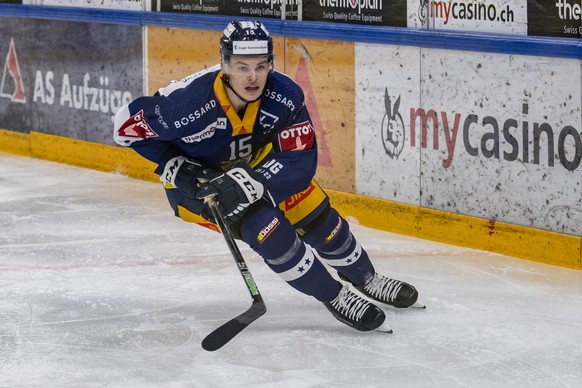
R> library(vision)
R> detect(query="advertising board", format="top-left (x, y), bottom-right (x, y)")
top-left (527, 0), bottom-right (581, 38)
top-left (155, 0), bottom-right (298, 19)
top-left (22, 0), bottom-right (144, 10)
top-left (0, 18), bottom-right (142, 145)
top-left (407, 0), bottom-right (528, 34)
top-left (303, 0), bottom-right (407, 26)
top-left (356, 43), bottom-right (582, 234)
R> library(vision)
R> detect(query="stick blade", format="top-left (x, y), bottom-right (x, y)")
top-left (202, 301), bottom-right (266, 351)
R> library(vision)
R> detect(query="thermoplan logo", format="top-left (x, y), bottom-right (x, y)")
top-left (555, 0), bottom-right (581, 21)
top-left (379, 88), bottom-right (582, 171)
top-left (556, 0), bottom-right (581, 35)
top-left (319, 0), bottom-right (382, 14)
top-left (0, 38), bottom-right (26, 103)
top-left (238, 0), bottom-right (299, 8)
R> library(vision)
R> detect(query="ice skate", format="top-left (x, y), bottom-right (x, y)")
top-left (323, 284), bottom-right (389, 332)
top-left (340, 272), bottom-right (421, 309)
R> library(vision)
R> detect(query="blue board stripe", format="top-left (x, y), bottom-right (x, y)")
top-left (0, 4), bottom-right (580, 59)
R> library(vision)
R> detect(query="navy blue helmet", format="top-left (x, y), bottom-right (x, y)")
top-left (220, 21), bottom-right (274, 63)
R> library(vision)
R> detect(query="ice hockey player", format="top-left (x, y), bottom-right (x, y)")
top-left (113, 20), bottom-right (420, 332)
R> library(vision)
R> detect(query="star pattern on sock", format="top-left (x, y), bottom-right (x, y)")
top-left (298, 257), bottom-right (312, 273)
top-left (346, 250), bottom-right (360, 264)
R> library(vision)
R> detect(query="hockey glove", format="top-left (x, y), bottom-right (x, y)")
top-left (159, 156), bottom-right (220, 198)
top-left (197, 161), bottom-right (275, 225)
top-left (159, 156), bottom-right (221, 223)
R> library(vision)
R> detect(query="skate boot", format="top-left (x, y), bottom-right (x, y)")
top-left (323, 284), bottom-right (387, 331)
top-left (340, 272), bottom-right (418, 308)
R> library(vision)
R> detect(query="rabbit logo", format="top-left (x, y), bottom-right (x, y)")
top-left (418, 0), bottom-right (429, 23)
top-left (381, 88), bottom-right (405, 159)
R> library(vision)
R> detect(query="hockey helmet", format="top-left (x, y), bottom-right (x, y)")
top-left (220, 21), bottom-right (274, 63)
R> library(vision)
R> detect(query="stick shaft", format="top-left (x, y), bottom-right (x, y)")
top-left (207, 200), bottom-right (262, 299)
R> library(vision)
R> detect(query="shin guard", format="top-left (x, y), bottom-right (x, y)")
top-left (300, 207), bottom-right (376, 286)
top-left (239, 206), bottom-right (340, 301)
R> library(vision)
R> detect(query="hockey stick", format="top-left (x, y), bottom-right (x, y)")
top-left (201, 197), bottom-right (267, 351)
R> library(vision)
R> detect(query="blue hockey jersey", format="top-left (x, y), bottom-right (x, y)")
top-left (113, 65), bottom-right (319, 204)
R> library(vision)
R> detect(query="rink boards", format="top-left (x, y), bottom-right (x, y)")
top-left (0, 17), bottom-right (581, 269)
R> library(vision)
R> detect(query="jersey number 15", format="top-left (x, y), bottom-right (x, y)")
top-left (229, 136), bottom-right (252, 161)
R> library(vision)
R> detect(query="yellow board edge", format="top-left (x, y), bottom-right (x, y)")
top-left (1, 128), bottom-right (580, 270)
top-left (0, 129), bottom-right (31, 156)
top-left (328, 190), bottom-right (581, 270)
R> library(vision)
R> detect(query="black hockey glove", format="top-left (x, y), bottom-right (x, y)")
top-left (159, 156), bottom-right (220, 198)
top-left (197, 161), bottom-right (276, 225)
top-left (158, 156), bottom-right (221, 223)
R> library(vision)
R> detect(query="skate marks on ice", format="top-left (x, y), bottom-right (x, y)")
top-left (1, 153), bottom-right (582, 387)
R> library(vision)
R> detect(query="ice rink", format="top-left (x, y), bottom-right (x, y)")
top-left (1, 152), bottom-right (582, 387)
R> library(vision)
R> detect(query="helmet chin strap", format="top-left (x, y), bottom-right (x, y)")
top-left (221, 73), bottom-right (262, 104)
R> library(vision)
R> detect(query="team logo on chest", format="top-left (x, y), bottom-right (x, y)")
top-left (259, 109), bottom-right (279, 133)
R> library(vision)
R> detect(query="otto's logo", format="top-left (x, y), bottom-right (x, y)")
top-left (278, 121), bottom-right (315, 152)
top-left (381, 88), bottom-right (405, 159)
top-left (0, 38), bottom-right (26, 103)
top-left (280, 122), bottom-right (313, 140)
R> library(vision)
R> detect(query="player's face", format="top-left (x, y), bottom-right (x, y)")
top-left (224, 55), bottom-right (272, 101)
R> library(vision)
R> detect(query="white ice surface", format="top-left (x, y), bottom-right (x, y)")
top-left (1, 152), bottom-right (582, 388)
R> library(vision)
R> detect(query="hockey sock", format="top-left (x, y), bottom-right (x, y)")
top-left (240, 205), bottom-right (341, 302)
top-left (265, 237), bottom-right (341, 302)
top-left (301, 207), bottom-right (376, 286)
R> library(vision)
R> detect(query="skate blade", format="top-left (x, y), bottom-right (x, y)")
top-left (375, 320), bottom-right (393, 334)
top-left (411, 301), bottom-right (426, 309)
